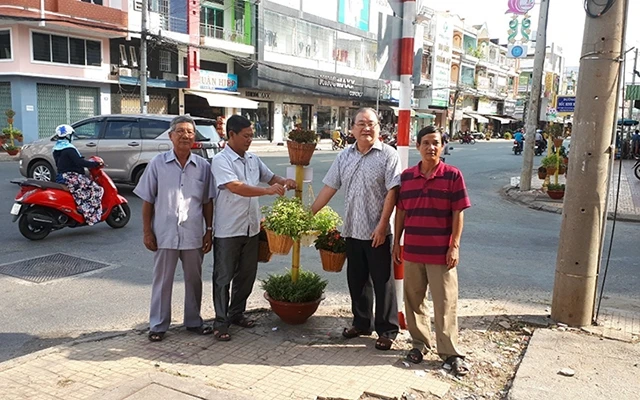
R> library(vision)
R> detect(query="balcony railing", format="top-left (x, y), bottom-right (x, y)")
top-left (200, 24), bottom-right (252, 46)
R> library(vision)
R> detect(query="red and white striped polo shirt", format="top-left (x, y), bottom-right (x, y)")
top-left (397, 161), bottom-right (471, 265)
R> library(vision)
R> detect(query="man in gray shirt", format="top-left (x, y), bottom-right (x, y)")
top-left (312, 108), bottom-right (401, 351)
top-left (134, 115), bottom-right (216, 342)
top-left (211, 115), bottom-right (296, 341)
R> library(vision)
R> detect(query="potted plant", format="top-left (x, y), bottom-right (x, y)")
top-left (315, 229), bottom-right (347, 273)
top-left (5, 109), bottom-right (15, 125)
top-left (287, 128), bottom-right (317, 166)
top-left (537, 166), bottom-right (547, 180)
top-left (261, 196), bottom-right (312, 255)
top-left (547, 183), bottom-right (565, 200)
top-left (3, 143), bottom-right (19, 156)
top-left (541, 154), bottom-right (561, 175)
top-left (300, 206), bottom-right (342, 247)
top-left (257, 220), bottom-right (272, 263)
top-left (262, 270), bottom-right (327, 324)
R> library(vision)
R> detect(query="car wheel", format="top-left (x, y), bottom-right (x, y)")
top-left (29, 160), bottom-right (54, 182)
top-left (132, 166), bottom-right (146, 185)
top-left (106, 203), bottom-right (131, 229)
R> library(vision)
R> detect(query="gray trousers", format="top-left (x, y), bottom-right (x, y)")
top-left (213, 235), bottom-right (259, 329)
top-left (150, 248), bottom-right (204, 333)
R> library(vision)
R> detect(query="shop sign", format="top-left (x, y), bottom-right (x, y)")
top-left (504, 100), bottom-right (517, 115)
top-left (477, 76), bottom-right (490, 91)
top-left (199, 71), bottom-right (238, 92)
top-left (431, 13), bottom-right (452, 108)
top-left (478, 99), bottom-right (498, 115)
top-left (245, 91), bottom-right (272, 99)
top-left (556, 96), bottom-right (575, 113)
top-left (318, 74), bottom-right (363, 97)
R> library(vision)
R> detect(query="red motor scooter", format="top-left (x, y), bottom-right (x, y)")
top-left (10, 156), bottom-right (131, 240)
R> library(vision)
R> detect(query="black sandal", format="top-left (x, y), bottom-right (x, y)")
top-left (375, 336), bottom-right (393, 351)
top-left (148, 331), bottom-right (165, 342)
top-left (186, 325), bottom-right (213, 335)
top-left (213, 329), bottom-right (231, 341)
top-left (445, 356), bottom-right (470, 376)
top-left (342, 327), bottom-right (372, 339)
top-left (231, 317), bottom-right (256, 328)
top-left (406, 348), bottom-right (423, 364)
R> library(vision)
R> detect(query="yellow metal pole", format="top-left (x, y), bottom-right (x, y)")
top-left (291, 165), bottom-right (304, 283)
top-left (555, 144), bottom-right (560, 185)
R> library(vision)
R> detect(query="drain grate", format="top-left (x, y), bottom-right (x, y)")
top-left (0, 253), bottom-right (110, 283)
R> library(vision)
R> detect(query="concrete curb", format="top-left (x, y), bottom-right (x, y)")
top-left (0, 152), bottom-right (19, 162)
top-left (501, 185), bottom-right (640, 223)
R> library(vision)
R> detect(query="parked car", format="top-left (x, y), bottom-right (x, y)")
top-left (18, 114), bottom-right (225, 184)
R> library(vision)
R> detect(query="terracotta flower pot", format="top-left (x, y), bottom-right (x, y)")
top-left (264, 292), bottom-right (323, 325)
top-left (6, 149), bottom-right (19, 156)
top-left (537, 170), bottom-right (547, 180)
top-left (547, 190), bottom-right (565, 200)
top-left (553, 138), bottom-right (564, 148)
top-left (287, 140), bottom-right (316, 166)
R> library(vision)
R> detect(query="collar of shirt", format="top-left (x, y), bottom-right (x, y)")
top-left (349, 139), bottom-right (383, 155)
top-left (410, 161), bottom-right (445, 181)
top-left (164, 150), bottom-right (198, 167)
top-left (222, 145), bottom-right (255, 163)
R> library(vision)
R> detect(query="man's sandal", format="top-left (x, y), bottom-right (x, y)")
top-left (375, 336), bottom-right (393, 351)
top-left (231, 317), bottom-right (256, 328)
top-left (148, 331), bottom-right (165, 342)
top-left (213, 329), bottom-right (231, 341)
top-left (445, 356), bottom-right (470, 376)
top-left (406, 348), bottom-right (424, 364)
top-left (186, 325), bottom-right (214, 335)
top-left (342, 327), bottom-right (372, 339)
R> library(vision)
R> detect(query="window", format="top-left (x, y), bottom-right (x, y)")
top-left (81, 0), bottom-right (103, 4)
top-left (104, 120), bottom-right (141, 140)
top-left (119, 44), bottom-right (128, 66)
top-left (31, 32), bottom-right (101, 66)
top-left (201, 5), bottom-right (225, 39)
top-left (129, 46), bottom-right (138, 67)
top-left (159, 50), bottom-right (171, 72)
top-left (72, 120), bottom-right (103, 140)
top-left (140, 119), bottom-right (170, 139)
top-left (0, 30), bottom-right (11, 59)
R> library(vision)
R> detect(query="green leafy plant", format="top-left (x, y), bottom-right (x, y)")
top-left (261, 270), bottom-right (327, 303)
top-left (288, 129), bottom-right (317, 144)
top-left (548, 183), bottom-right (565, 191)
top-left (541, 154), bottom-right (560, 168)
top-left (3, 143), bottom-right (19, 153)
top-left (504, 132), bottom-right (512, 140)
top-left (261, 196), bottom-right (312, 240)
top-left (314, 229), bottom-right (346, 253)
top-left (311, 206), bottom-right (342, 234)
top-left (5, 109), bottom-right (15, 119)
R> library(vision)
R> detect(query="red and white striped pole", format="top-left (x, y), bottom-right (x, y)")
top-left (394, 0), bottom-right (416, 330)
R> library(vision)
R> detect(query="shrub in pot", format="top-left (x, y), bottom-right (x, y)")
top-left (541, 154), bottom-right (560, 175)
top-left (262, 270), bottom-right (327, 324)
top-left (261, 196), bottom-right (312, 254)
top-left (287, 128), bottom-right (317, 166)
top-left (547, 183), bottom-right (565, 200)
top-left (301, 206), bottom-right (342, 247)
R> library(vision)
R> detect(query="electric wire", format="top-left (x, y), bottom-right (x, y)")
top-left (584, 0), bottom-right (617, 18)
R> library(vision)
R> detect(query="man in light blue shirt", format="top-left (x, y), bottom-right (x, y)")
top-left (211, 115), bottom-right (296, 341)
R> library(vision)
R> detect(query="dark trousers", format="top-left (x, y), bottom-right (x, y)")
top-left (346, 235), bottom-right (399, 339)
top-left (213, 235), bottom-right (259, 329)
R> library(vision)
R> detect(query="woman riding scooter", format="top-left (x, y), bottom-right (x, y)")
top-left (52, 124), bottom-right (104, 225)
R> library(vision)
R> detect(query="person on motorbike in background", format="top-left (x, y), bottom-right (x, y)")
top-left (331, 128), bottom-right (344, 148)
top-left (514, 129), bottom-right (524, 151)
top-left (535, 129), bottom-right (546, 152)
top-left (52, 124), bottom-right (104, 225)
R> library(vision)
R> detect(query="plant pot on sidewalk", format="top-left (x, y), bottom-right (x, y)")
top-left (264, 292), bottom-right (324, 325)
top-left (547, 190), bottom-right (565, 200)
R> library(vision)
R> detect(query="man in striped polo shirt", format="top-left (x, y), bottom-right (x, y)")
top-left (393, 125), bottom-right (471, 376)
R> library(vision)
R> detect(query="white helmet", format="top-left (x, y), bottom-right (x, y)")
top-left (54, 124), bottom-right (74, 139)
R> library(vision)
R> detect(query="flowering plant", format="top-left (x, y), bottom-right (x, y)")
top-left (314, 229), bottom-right (346, 253)
top-left (311, 206), bottom-right (342, 234)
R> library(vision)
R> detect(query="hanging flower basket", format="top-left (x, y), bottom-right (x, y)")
top-left (258, 240), bottom-right (272, 263)
top-left (319, 249), bottom-right (346, 273)
top-left (287, 141), bottom-right (316, 166)
top-left (553, 138), bottom-right (564, 148)
top-left (265, 229), bottom-right (294, 255)
top-left (300, 230), bottom-right (320, 247)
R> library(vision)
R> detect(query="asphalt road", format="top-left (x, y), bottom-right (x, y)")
top-left (0, 141), bottom-right (638, 362)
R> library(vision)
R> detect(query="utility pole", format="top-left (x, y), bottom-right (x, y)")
top-left (140, 0), bottom-right (149, 114)
top-left (519, 0), bottom-right (550, 190)
top-left (551, 0), bottom-right (628, 326)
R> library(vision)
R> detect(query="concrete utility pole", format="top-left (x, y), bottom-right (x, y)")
top-left (519, 0), bottom-right (550, 190)
top-left (140, 0), bottom-right (149, 114)
top-left (551, 0), bottom-right (628, 326)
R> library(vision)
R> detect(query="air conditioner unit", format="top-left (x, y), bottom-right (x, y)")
top-left (110, 64), bottom-right (119, 76)
top-left (118, 68), bottom-right (132, 77)
top-left (130, 69), bottom-right (140, 78)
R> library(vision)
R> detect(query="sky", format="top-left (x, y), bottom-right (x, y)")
top-left (424, 0), bottom-right (640, 71)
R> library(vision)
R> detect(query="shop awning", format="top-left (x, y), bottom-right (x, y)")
top-left (185, 90), bottom-right (259, 109)
top-left (389, 106), bottom-right (416, 117)
top-left (463, 112), bottom-right (489, 123)
top-left (484, 115), bottom-right (512, 124)
top-left (415, 112), bottom-right (435, 119)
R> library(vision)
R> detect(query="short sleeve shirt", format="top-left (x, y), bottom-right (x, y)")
top-left (397, 162), bottom-right (471, 265)
top-left (323, 141), bottom-right (401, 240)
top-left (212, 146), bottom-right (275, 238)
top-left (133, 151), bottom-right (215, 250)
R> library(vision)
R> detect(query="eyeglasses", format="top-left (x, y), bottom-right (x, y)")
top-left (173, 129), bottom-right (195, 138)
top-left (355, 122), bottom-right (379, 129)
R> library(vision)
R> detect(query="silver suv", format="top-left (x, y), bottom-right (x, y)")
top-left (18, 114), bottom-right (225, 184)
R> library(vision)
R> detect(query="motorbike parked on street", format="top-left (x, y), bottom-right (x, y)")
top-left (10, 156), bottom-right (130, 240)
top-left (634, 156), bottom-right (640, 180)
